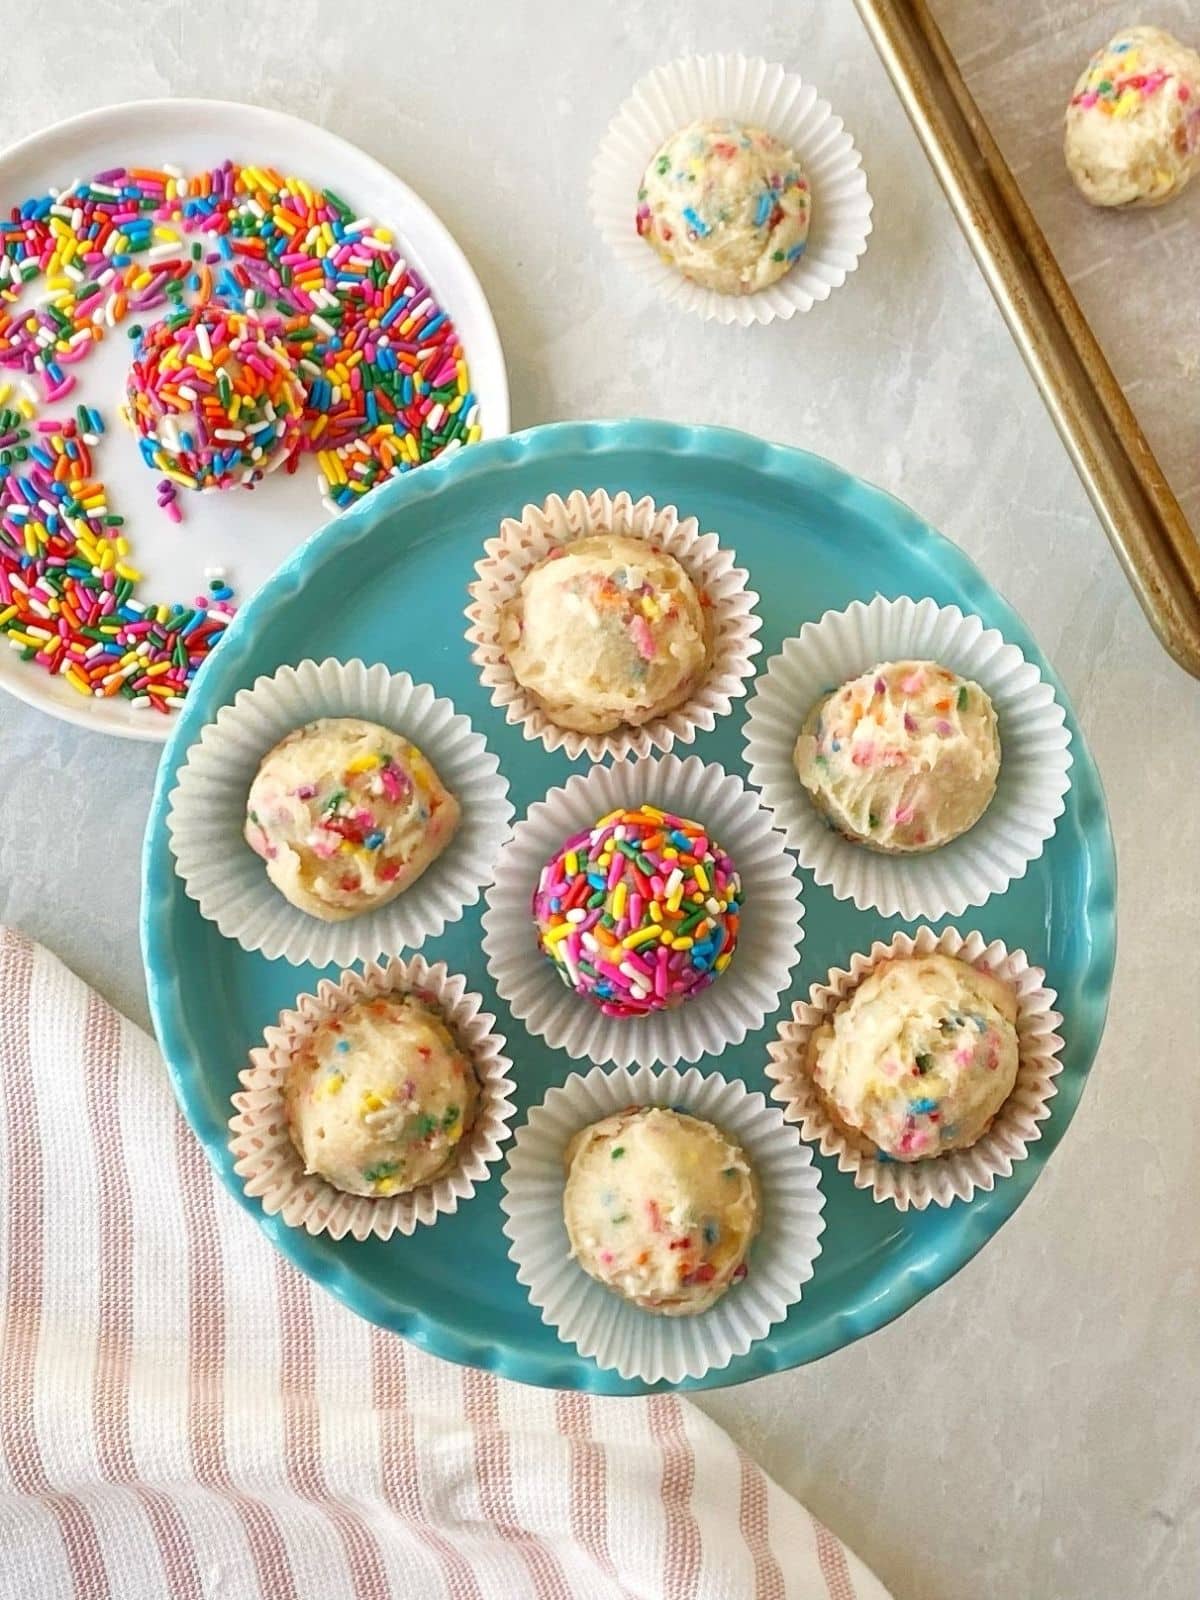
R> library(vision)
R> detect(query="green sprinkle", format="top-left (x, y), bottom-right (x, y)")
top-left (957, 685), bottom-right (969, 710)
top-left (416, 1113), bottom-right (439, 1138)
top-left (868, 813), bottom-right (879, 830)
top-left (611, 1213), bottom-right (629, 1224)
top-left (363, 1160), bottom-right (399, 1182)
top-left (442, 1105), bottom-right (460, 1129)
top-left (611, 1146), bottom-right (625, 1160)
top-left (915, 1053), bottom-right (933, 1074)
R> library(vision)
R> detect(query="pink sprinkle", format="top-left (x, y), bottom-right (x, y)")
top-left (851, 743), bottom-right (875, 767)
top-left (1178, 84), bottom-right (1191, 102)
top-left (955, 1045), bottom-right (973, 1067)
top-left (654, 946), bottom-right (669, 1000)
top-left (630, 615), bottom-right (656, 662)
top-left (903, 712), bottom-right (918, 734)
top-left (893, 805), bottom-right (915, 825)
top-left (900, 671), bottom-right (925, 695)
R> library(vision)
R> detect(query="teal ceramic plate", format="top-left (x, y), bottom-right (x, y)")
top-left (141, 420), bottom-right (1116, 1395)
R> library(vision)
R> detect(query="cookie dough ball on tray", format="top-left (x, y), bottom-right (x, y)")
top-left (500, 534), bottom-right (710, 735)
top-left (793, 660), bottom-right (1000, 853)
top-left (1064, 25), bottom-right (1200, 207)
top-left (245, 717), bottom-right (460, 921)
top-left (563, 1106), bottom-right (759, 1315)
top-left (636, 118), bottom-right (811, 295)
top-left (806, 953), bottom-right (1020, 1162)
top-left (284, 994), bottom-right (478, 1197)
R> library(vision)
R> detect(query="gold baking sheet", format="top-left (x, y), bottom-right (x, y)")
top-left (854, 0), bottom-right (1200, 675)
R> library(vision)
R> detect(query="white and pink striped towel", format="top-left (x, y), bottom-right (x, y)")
top-left (0, 927), bottom-right (891, 1600)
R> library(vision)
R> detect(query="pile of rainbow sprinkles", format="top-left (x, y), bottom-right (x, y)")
top-left (0, 161), bottom-right (478, 711)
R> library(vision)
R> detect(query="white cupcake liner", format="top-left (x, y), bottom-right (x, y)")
top-left (500, 1064), bottom-right (825, 1383)
top-left (465, 488), bottom-right (762, 763)
top-left (229, 954), bottom-right (516, 1241)
top-left (166, 659), bottom-right (514, 967)
top-left (766, 925), bottom-right (1065, 1211)
top-left (742, 595), bottom-right (1073, 921)
top-left (481, 753), bottom-right (804, 1068)
top-left (590, 52), bottom-right (873, 326)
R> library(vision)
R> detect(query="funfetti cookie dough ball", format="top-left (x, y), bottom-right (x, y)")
top-left (124, 304), bottom-right (306, 490)
top-left (636, 118), bottom-right (811, 295)
top-left (806, 953), bottom-right (1020, 1162)
top-left (284, 994), bottom-right (479, 1197)
top-left (1064, 25), bottom-right (1200, 207)
top-left (500, 534), bottom-right (710, 735)
top-left (245, 717), bottom-right (461, 921)
top-left (793, 660), bottom-right (1000, 853)
top-left (563, 1107), bottom-right (759, 1315)
top-left (533, 804), bottom-right (741, 1016)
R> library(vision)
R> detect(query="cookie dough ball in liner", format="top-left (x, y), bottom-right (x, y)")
top-left (230, 955), bottom-right (517, 1241)
top-left (793, 659), bottom-right (1000, 853)
top-left (500, 535), bottom-right (710, 735)
top-left (766, 926), bottom-right (1066, 1210)
top-left (284, 993), bottom-right (479, 1197)
top-left (245, 716), bottom-right (461, 921)
top-left (563, 1106), bottom-right (759, 1316)
top-left (805, 953), bottom-right (1018, 1161)
top-left (1064, 25), bottom-right (1200, 207)
top-left (467, 488), bottom-right (762, 762)
top-left (636, 118), bottom-right (811, 294)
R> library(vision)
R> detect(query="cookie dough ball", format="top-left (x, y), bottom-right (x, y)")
top-left (1064, 25), bottom-right (1200, 207)
top-left (245, 717), bottom-right (460, 921)
top-left (533, 804), bottom-right (741, 1016)
top-left (636, 118), bottom-right (811, 294)
top-left (124, 304), bottom-right (306, 489)
top-left (807, 953), bottom-right (1020, 1161)
top-left (284, 994), bottom-right (478, 1196)
top-left (793, 660), bottom-right (1000, 853)
top-left (563, 1107), bottom-right (759, 1315)
top-left (501, 534), bottom-right (709, 735)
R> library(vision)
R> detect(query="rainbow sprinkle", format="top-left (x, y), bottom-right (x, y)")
top-left (0, 161), bottom-right (479, 709)
top-left (532, 804), bottom-right (741, 1018)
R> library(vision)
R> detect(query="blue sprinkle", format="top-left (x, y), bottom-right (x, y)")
top-left (702, 1222), bottom-right (719, 1245)
top-left (909, 1098), bottom-right (937, 1115)
top-left (754, 190), bottom-right (773, 227)
top-left (681, 206), bottom-right (711, 236)
top-left (363, 829), bottom-right (386, 850)
top-left (786, 241), bottom-right (807, 261)
top-left (335, 1040), bottom-right (351, 1054)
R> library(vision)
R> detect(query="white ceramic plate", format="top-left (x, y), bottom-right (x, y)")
top-left (0, 98), bottom-right (509, 741)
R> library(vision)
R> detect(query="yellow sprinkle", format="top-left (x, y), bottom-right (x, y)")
top-left (360, 1090), bottom-right (386, 1115)
top-left (671, 937), bottom-right (694, 951)
top-left (611, 882), bottom-right (628, 920)
top-left (65, 666), bottom-right (92, 696)
top-left (0, 605), bottom-right (16, 626)
top-left (649, 903), bottom-right (663, 924)
top-left (715, 953), bottom-right (732, 972)
top-left (693, 863), bottom-right (710, 893)
top-left (622, 926), bottom-right (660, 950)
top-left (659, 930), bottom-right (675, 946)
top-left (667, 887), bottom-right (684, 914)
top-left (640, 805), bottom-right (668, 820)
top-left (316, 1072), bottom-right (345, 1100)
top-left (543, 922), bottom-right (573, 946)
top-left (345, 752), bottom-right (382, 774)
top-left (595, 808), bottom-right (623, 830)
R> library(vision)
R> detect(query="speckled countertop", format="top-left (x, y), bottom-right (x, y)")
top-left (0, 4), bottom-right (1196, 1597)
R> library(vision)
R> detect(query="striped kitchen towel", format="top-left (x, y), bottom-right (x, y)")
top-left (0, 927), bottom-right (890, 1600)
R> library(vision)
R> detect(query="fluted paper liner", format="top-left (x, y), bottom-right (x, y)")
top-left (166, 658), bottom-right (514, 967)
top-left (766, 926), bottom-right (1065, 1211)
top-left (229, 954), bottom-right (516, 1241)
top-left (742, 595), bottom-right (1073, 920)
top-left (500, 1064), bottom-right (825, 1383)
top-left (466, 488), bottom-right (761, 762)
top-left (590, 52), bottom-right (873, 326)
top-left (482, 753), bottom-right (804, 1068)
